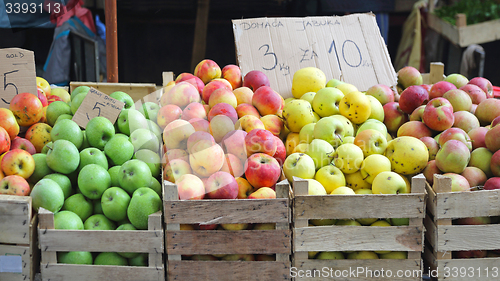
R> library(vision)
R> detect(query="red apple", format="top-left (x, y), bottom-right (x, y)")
top-left (163, 148), bottom-right (189, 165)
top-left (205, 171), bottom-right (238, 199)
top-left (37, 87), bottom-right (48, 107)
top-left (157, 104), bottom-right (183, 129)
top-left (0, 126), bottom-right (10, 155)
top-left (46, 95), bottom-right (63, 104)
top-left (220, 154), bottom-right (244, 178)
top-left (161, 82), bottom-right (200, 109)
top-left (177, 174), bottom-right (205, 200)
top-left (182, 102), bottom-right (207, 121)
top-left (243, 70), bottom-right (270, 92)
top-left (9, 92), bottom-right (44, 127)
top-left (186, 131), bottom-right (215, 154)
top-left (201, 80), bottom-right (231, 104)
top-left (245, 129), bottom-right (277, 157)
top-left (236, 177), bottom-right (253, 199)
top-left (397, 66), bottom-right (423, 89)
top-left (0, 108), bottom-right (20, 140)
top-left (399, 85), bottom-right (429, 114)
top-left (429, 81), bottom-right (456, 100)
top-left (244, 153), bottom-right (281, 189)
top-left (483, 177), bottom-right (500, 190)
top-left (208, 103), bottom-right (238, 123)
top-left (423, 97), bottom-right (454, 132)
top-left (460, 84), bottom-right (487, 105)
top-left (469, 127), bottom-right (488, 150)
top-left (460, 166), bottom-right (487, 188)
top-left (221, 130), bottom-right (247, 161)
top-left (189, 118), bottom-right (210, 133)
top-left (476, 98), bottom-right (500, 126)
top-left (453, 111), bottom-right (480, 133)
top-left (272, 136), bottom-right (286, 166)
top-left (0, 175), bottom-right (30, 196)
top-left (409, 105), bottom-right (426, 122)
top-left (10, 137), bottom-right (36, 155)
top-left (1, 149), bottom-right (35, 179)
top-left (490, 150), bottom-right (500, 177)
top-left (176, 73), bottom-right (204, 94)
top-left (163, 159), bottom-right (192, 183)
top-left (236, 103), bottom-right (260, 119)
top-left (423, 160), bottom-right (442, 185)
top-left (248, 187), bottom-right (276, 199)
top-left (252, 86), bottom-right (282, 116)
top-left (443, 89), bottom-right (472, 112)
top-left (438, 127), bottom-right (472, 150)
top-left (397, 121), bottom-right (432, 139)
top-left (443, 173), bottom-right (470, 192)
top-left (383, 102), bottom-right (409, 134)
top-left (468, 77), bottom-right (493, 98)
top-left (194, 59), bottom-right (222, 84)
top-left (221, 65), bottom-right (242, 90)
top-left (198, 224), bottom-right (218, 230)
top-left (485, 123), bottom-right (500, 153)
top-left (455, 216), bottom-right (491, 225)
top-left (420, 137), bottom-right (439, 160)
top-left (365, 84), bottom-right (394, 105)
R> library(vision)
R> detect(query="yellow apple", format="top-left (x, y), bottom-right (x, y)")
top-left (336, 219), bottom-right (361, 226)
top-left (252, 223), bottom-right (275, 230)
top-left (372, 171), bottom-right (408, 194)
top-left (305, 139), bottom-right (334, 170)
top-left (345, 171), bottom-right (371, 190)
top-left (357, 218), bottom-right (378, 226)
top-left (384, 136), bottom-right (429, 175)
top-left (283, 153), bottom-right (316, 182)
top-left (339, 91), bottom-right (371, 124)
top-left (312, 87), bottom-right (344, 117)
top-left (355, 188), bottom-right (372, 195)
top-left (221, 223), bottom-right (248, 230)
top-left (316, 251), bottom-right (344, 260)
top-left (347, 251), bottom-right (379, 259)
top-left (306, 179), bottom-right (327, 195)
top-left (360, 154), bottom-right (392, 184)
top-left (299, 123), bottom-right (315, 144)
top-left (293, 143), bottom-right (309, 154)
top-left (285, 132), bottom-right (300, 156)
top-left (330, 186), bottom-right (355, 195)
top-left (366, 95), bottom-right (385, 122)
top-left (300, 91), bottom-right (316, 104)
top-left (354, 129), bottom-right (388, 157)
top-left (335, 83), bottom-right (358, 95)
top-left (308, 252), bottom-right (319, 259)
top-left (291, 67), bottom-right (326, 99)
top-left (332, 143), bottom-right (364, 174)
top-left (315, 165), bottom-right (346, 193)
top-left (330, 114), bottom-right (355, 137)
top-left (343, 136), bottom-right (355, 144)
top-left (235, 115), bottom-right (265, 133)
top-left (282, 99), bottom-right (315, 133)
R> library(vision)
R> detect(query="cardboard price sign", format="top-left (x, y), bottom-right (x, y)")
top-left (0, 48), bottom-right (37, 108)
top-left (72, 87), bottom-right (125, 128)
top-left (232, 14), bottom-right (397, 98)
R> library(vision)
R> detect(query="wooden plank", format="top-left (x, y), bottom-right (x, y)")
top-left (165, 199), bottom-right (289, 224)
top-left (435, 258), bottom-right (500, 280)
top-left (147, 211), bottom-right (163, 270)
top-left (69, 82), bottom-right (157, 102)
top-left (424, 214), bottom-right (438, 251)
top-left (292, 177), bottom-right (310, 263)
top-left (166, 230), bottom-right (291, 255)
top-left (167, 260), bottom-right (290, 281)
top-left (39, 229), bottom-right (162, 253)
top-left (433, 190), bottom-right (500, 219)
top-left (409, 175), bottom-right (425, 260)
top-left (163, 180), bottom-right (181, 261)
top-left (294, 194), bottom-right (425, 220)
top-left (0, 195), bottom-right (31, 244)
top-left (426, 181), bottom-right (438, 218)
top-left (38, 208), bottom-right (56, 266)
top-left (294, 225), bottom-right (423, 252)
top-left (41, 263), bottom-right (164, 281)
top-left (293, 259), bottom-right (422, 281)
top-left (275, 179), bottom-right (291, 263)
top-left (0, 244), bottom-right (31, 281)
top-left (429, 62), bottom-right (445, 84)
top-left (437, 224), bottom-right (500, 251)
top-left (162, 71), bottom-right (174, 86)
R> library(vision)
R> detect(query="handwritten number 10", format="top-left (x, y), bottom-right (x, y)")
top-left (258, 44), bottom-right (277, 71)
top-left (328, 40), bottom-right (362, 68)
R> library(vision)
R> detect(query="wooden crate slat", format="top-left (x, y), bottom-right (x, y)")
top-left (434, 257), bottom-right (500, 280)
top-left (424, 214), bottom-right (438, 251)
top-left (0, 244), bottom-right (31, 281)
top-left (166, 230), bottom-right (291, 255)
top-left (165, 198), bottom-right (289, 224)
top-left (167, 260), bottom-right (290, 281)
top-left (294, 193), bottom-right (425, 220)
top-left (293, 259), bottom-right (422, 281)
top-left (294, 225), bottom-right (423, 252)
top-left (433, 190), bottom-right (500, 219)
top-left (41, 263), bottom-right (164, 281)
top-left (437, 224), bottom-right (500, 251)
top-left (0, 196), bottom-right (31, 244)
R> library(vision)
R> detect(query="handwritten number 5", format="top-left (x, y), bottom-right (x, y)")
top-left (2, 70), bottom-right (19, 105)
top-left (259, 44), bottom-right (277, 71)
top-left (86, 102), bottom-right (105, 120)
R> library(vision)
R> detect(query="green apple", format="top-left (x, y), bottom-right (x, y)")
top-left (70, 92), bottom-right (88, 115)
top-left (54, 210), bottom-right (84, 230)
top-left (300, 91), bottom-right (316, 104)
top-left (357, 217), bottom-right (378, 225)
top-left (80, 130), bottom-right (90, 151)
top-left (43, 173), bottom-right (73, 199)
top-left (93, 199), bottom-right (103, 214)
top-left (54, 114), bottom-right (73, 125)
top-left (117, 108), bottom-right (148, 136)
top-left (94, 252), bottom-right (128, 266)
top-left (299, 123), bottom-right (315, 144)
top-left (50, 119), bottom-right (84, 149)
top-left (314, 116), bottom-right (345, 147)
top-left (57, 251), bottom-right (93, 265)
top-left (390, 218), bottom-right (409, 226)
top-left (71, 86), bottom-right (90, 101)
top-left (148, 177), bottom-right (161, 196)
top-left (282, 99), bottom-right (315, 133)
top-left (469, 147), bottom-right (493, 177)
top-left (380, 251), bottom-right (407, 259)
top-left (366, 95), bottom-right (384, 122)
top-left (356, 119), bottom-right (387, 137)
top-left (127, 187), bottom-right (162, 230)
top-left (109, 91), bottom-right (134, 109)
top-left (62, 194), bottom-right (93, 222)
top-left (343, 136), bottom-right (355, 144)
top-left (104, 135), bottom-right (134, 166)
top-left (46, 139), bottom-right (80, 174)
top-left (316, 251), bottom-right (344, 259)
top-left (84, 214), bottom-right (116, 230)
top-left (78, 164), bottom-right (111, 200)
top-left (138, 102), bottom-right (160, 120)
top-left (118, 159), bottom-right (152, 194)
top-left (116, 223), bottom-right (136, 230)
top-left (108, 166), bottom-right (121, 187)
top-left (444, 73), bottom-right (469, 88)
top-left (347, 251), bottom-right (379, 259)
top-left (312, 87), bottom-right (344, 117)
top-left (326, 78), bottom-right (344, 88)
top-left (85, 116), bottom-right (115, 150)
top-left (330, 114), bottom-right (355, 137)
top-left (133, 149), bottom-right (161, 178)
top-left (101, 187), bottom-right (131, 221)
top-left (30, 178), bottom-right (65, 212)
top-left (305, 139), bottom-right (334, 170)
top-left (283, 153), bottom-right (316, 182)
top-left (29, 153), bottom-right (53, 184)
top-left (315, 165), bottom-right (346, 193)
top-left (46, 101), bottom-right (72, 127)
top-left (332, 143), bottom-right (364, 174)
top-left (130, 128), bottom-right (160, 152)
top-left (129, 253), bottom-right (148, 266)
top-left (360, 154), bottom-right (391, 184)
top-left (78, 147), bottom-right (108, 171)
top-left (146, 120), bottom-right (162, 142)
top-left (41, 141), bottom-right (52, 154)
top-left (372, 171), bottom-right (408, 194)
top-left (336, 219), bottom-right (361, 226)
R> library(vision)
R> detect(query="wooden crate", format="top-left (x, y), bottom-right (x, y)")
top-left (424, 174), bottom-right (500, 281)
top-left (163, 179), bottom-right (292, 281)
top-left (69, 82), bottom-right (159, 102)
top-left (0, 195), bottom-right (39, 281)
top-left (38, 208), bottom-right (164, 281)
top-left (292, 174), bottom-right (427, 281)
top-left (428, 2), bottom-right (500, 47)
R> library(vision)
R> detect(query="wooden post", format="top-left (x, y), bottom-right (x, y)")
top-left (433, 175), bottom-right (453, 260)
top-left (429, 62), bottom-right (445, 84)
top-left (455, 13), bottom-right (467, 27)
top-left (38, 208), bottom-right (57, 266)
top-left (408, 174), bottom-right (426, 262)
top-left (292, 177), bottom-right (309, 263)
top-left (191, 0), bottom-right (210, 71)
top-left (163, 180), bottom-right (181, 261)
top-left (105, 0), bottom-right (118, 82)
top-left (275, 179), bottom-right (290, 262)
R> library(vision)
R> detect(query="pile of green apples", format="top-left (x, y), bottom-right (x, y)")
top-left (29, 87), bottom-right (163, 266)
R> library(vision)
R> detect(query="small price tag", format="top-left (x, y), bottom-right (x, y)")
top-left (0, 255), bottom-right (23, 273)
top-left (72, 87), bottom-right (125, 128)
top-left (0, 47), bottom-right (37, 108)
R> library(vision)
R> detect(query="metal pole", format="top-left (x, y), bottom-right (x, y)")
top-left (105, 0), bottom-right (118, 82)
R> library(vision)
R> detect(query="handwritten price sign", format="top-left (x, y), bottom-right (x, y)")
top-left (0, 48), bottom-right (37, 108)
top-left (72, 87), bottom-right (125, 128)
top-left (232, 14), bottom-right (397, 98)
